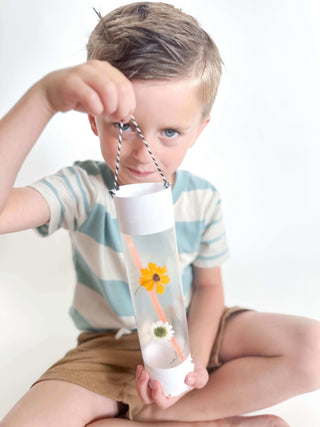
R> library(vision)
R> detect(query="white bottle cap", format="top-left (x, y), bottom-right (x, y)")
top-left (145, 354), bottom-right (194, 397)
top-left (113, 183), bottom-right (174, 236)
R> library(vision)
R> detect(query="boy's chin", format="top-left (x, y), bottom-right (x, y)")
top-left (118, 171), bottom-right (165, 186)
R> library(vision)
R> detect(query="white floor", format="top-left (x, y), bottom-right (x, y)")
top-left (0, 229), bottom-right (319, 425)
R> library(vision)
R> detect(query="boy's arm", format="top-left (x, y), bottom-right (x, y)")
top-left (187, 265), bottom-right (225, 367)
top-left (0, 188), bottom-right (50, 234)
top-left (0, 82), bottom-right (54, 215)
top-left (0, 60), bottom-right (135, 233)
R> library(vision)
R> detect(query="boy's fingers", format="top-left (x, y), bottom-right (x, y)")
top-left (88, 60), bottom-right (136, 121)
top-left (109, 81), bottom-right (136, 123)
top-left (73, 82), bottom-right (105, 116)
top-left (75, 61), bottom-right (135, 121)
top-left (151, 380), bottom-right (170, 409)
top-left (135, 366), bottom-right (153, 404)
top-left (151, 381), bottom-right (182, 410)
top-left (81, 73), bottom-right (120, 117)
top-left (185, 358), bottom-right (209, 389)
top-left (185, 372), bottom-right (206, 389)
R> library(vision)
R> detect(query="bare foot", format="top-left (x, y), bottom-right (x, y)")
top-left (216, 414), bottom-right (289, 427)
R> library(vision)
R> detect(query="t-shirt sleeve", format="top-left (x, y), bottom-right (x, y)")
top-left (192, 188), bottom-right (230, 268)
top-left (28, 165), bottom-right (97, 236)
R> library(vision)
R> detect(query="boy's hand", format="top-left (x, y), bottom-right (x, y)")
top-left (136, 358), bottom-right (208, 410)
top-left (39, 60), bottom-right (135, 122)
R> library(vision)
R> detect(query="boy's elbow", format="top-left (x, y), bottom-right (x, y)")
top-left (0, 188), bottom-right (11, 217)
top-left (0, 201), bottom-right (8, 229)
top-left (0, 208), bottom-right (9, 234)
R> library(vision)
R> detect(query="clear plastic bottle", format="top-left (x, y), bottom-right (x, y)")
top-left (114, 182), bottom-right (194, 397)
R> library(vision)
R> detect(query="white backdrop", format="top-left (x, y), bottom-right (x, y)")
top-left (0, 0), bottom-right (319, 424)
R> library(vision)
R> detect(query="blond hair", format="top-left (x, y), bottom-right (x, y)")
top-left (87, 2), bottom-right (223, 118)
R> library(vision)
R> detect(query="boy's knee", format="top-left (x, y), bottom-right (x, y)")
top-left (290, 319), bottom-right (320, 391)
top-left (262, 415), bottom-right (289, 427)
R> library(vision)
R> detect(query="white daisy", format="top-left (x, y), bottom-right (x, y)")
top-left (151, 320), bottom-right (175, 342)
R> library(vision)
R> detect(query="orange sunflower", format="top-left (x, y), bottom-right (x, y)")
top-left (139, 262), bottom-right (170, 295)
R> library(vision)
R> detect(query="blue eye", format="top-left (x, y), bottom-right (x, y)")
top-left (163, 129), bottom-right (179, 138)
top-left (115, 122), bottom-right (133, 132)
top-left (122, 123), bottom-right (133, 131)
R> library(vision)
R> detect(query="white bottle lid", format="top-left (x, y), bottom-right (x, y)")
top-left (113, 183), bottom-right (174, 236)
top-left (145, 354), bottom-right (194, 397)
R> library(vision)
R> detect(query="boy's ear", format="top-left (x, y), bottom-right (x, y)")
top-left (190, 116), bottom-right (210, 148)
top-left (88, 114), bottom-right (98, 136)
top-left (198, 116), bottom-right (210, 137)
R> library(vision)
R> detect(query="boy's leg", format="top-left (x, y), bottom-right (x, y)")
top-left (137, 311), bottom-right (320, 423)
top-left (88, 414), bottom-right (288, 426)
top-left (0, 379), bottom-right (288, 427)
top-left (0, 380), bottom-right (123, 427)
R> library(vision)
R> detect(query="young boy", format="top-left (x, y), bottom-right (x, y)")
top-left (0, 2), bottom-right (319, 426)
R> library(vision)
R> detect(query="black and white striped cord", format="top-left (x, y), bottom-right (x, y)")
top-left (109, 121), bottom-right (123, 197)
top-left (109, 115), bottom-right (171, 197)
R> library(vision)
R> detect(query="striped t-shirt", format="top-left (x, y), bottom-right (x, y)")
top-left (29, 160), bottom-right (229, 333)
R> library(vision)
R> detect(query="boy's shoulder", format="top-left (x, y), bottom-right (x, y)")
top-left (73, 159), bottom-right (109, 176)
top-left (174, 169), bottom-right (217, 200)
top-left (73, 159), bottom-right (114, 189)
top-left (173, 170), bottom-right (223, 230)
top-left (69, 163), bottom-right (219, 202)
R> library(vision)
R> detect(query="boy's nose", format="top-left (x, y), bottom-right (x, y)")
top-left (131, 134), bottom-right (155, 164)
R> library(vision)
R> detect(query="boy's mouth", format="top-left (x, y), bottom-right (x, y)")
top-left (128, 167), bottom-right (154, 178)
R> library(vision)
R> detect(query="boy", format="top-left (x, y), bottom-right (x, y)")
top-left (0, 2), bottom-right (319, 426)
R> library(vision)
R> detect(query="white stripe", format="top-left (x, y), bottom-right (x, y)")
top-left (183, 287), bottom-right (192, 309)
top-left (61, 167), bottom-right (92, 226)
top-left (73, 282), bottom-right (136, 330)
top-left (174, 189), bottom-right (220, 222)
top-left (72, 232), bottom-right (202, 283)
top-left (201, 220), bottom-right (226, 241)
top-left (92, 174), bottom-right (118, 213)
top-left (29, 182), bottom-right (62, 234)
top-left (179, 251), bottom-right (197, 270)
top-left (193, 251), bottom-right (230, 268)
top-left (71, 232), bottom-right (127, 282)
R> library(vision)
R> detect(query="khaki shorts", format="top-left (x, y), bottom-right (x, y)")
top-left (33, 306), bottom-right (248, 420)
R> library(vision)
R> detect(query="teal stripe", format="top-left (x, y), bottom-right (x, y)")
top-left (57, 173), bottom-right (78, 204)
top-left (173, 169), bottom-right (217, 203)
top-left (74, 160), bottom-right (101, 176)
top-left (74, 160), bottom-right (115, 190)
top-left (196, 248), bottom-right (229, 261)
top-left (56, 174), bottom-right (78, 229)
top-left (73, 249), bottom-right (134, 317)
top-left (78, 203), bottom-right (122, 252)
top-left (202, 232), bottom-right (226, 245)
top-left (69, 167), bottom-right (90, 215)
top-left (175, 220), bottom-right (204, 253)
top-left (42, 180), bottom-right (65, 229)
top-left (69, 306), bottom-right (95, 331)
top-left (37, 223), bottom-right (49, 236)
top-left (205, 216), bottom-right (223, 227)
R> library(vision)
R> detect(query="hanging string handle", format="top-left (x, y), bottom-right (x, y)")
top-left (109, 116), bottom-right (171, 197)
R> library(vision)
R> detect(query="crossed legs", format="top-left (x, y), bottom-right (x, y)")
top-left (2, 312), bottom-right (319, 427)
top-left (136, 311), bottom-right (320, 423)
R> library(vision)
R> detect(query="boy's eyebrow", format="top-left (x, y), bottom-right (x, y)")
top-left (131, 124), bottom-right (192, 133)
top-left (159, 124), bottom-right (192, 132)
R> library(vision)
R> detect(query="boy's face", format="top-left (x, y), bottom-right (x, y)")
top-left (89, 78), bottom-right (209, 186)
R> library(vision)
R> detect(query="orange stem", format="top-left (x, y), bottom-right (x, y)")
top-left (124, 235), bottom-right (185, 362)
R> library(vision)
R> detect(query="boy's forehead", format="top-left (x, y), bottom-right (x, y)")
top-left (131, 78), bottom-right (204, 126)
top-left (131, 77), bottom-right (199, 90)
top-left (132, 78), bottom-right (201, 105)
